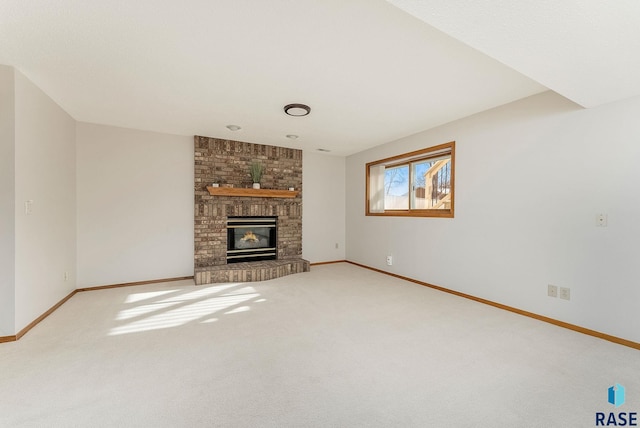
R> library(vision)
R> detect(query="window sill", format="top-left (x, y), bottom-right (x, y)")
top-left (366, 210), bottom-right (453, 218)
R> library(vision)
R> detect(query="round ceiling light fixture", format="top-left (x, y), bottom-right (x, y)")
top-left (284, 103), bottom-right (311, 117)
top-left (286, 134), bottom-right (299, 140)
top-left (226, 125), bottom-right (241, 131)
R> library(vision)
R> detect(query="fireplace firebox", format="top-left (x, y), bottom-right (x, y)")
top-left (226, 217), bottom-right (277, 263)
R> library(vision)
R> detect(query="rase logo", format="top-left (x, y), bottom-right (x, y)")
top-left (610, 384), bottom-right (627, 408)
top-left (596, 383), bottom-right (637, 426)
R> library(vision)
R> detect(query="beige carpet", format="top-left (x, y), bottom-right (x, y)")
top-left (1, 263), bottom-right (638, 427)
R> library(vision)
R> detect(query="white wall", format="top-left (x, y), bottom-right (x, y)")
top-left (13, 70), bottom-right (77, 332)
top-left (0, 66), bottom-right (16, 335)
top-left (76, 123), bottom-right (193, 287)
top-left (346, 91), bottom-right (640, 343)
top-left (302, 151), bottom-right (346, 263)
top-left (76, 127), bottom-right (346, 284)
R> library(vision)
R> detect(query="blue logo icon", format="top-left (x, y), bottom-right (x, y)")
top-left (608, 383), bottom-right (626, 408)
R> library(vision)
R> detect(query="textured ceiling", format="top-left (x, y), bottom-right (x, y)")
top-left (0, 0), bottom-right (552, 155)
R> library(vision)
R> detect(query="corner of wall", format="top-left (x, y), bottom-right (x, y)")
top-left (0, 65), bottom-right (16, 335)
top-left (302, 151), bottom-right (346, 263)
top-left (13, 69), bottom-right (77, 332)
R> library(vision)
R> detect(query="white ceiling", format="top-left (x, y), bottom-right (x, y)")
top-left (388, 0), bottom-right (640, 109)
top-left (2, 1), bottom-right (636, 156)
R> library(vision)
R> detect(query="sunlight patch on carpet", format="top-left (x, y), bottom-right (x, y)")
top-left (124, 290), bottom-right (178, 304)
top-left (109, 283), bottom-right (260, 335)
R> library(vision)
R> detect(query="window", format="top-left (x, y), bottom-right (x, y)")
top-left (366, 141), bottom-right (455, 217)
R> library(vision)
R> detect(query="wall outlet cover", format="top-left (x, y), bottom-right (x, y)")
top-left (596, 214), bottom-right (608, 227)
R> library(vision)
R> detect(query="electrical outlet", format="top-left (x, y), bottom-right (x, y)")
top-left (386, 255), bottom-right (393, 266)
top-left (64, 272), bottom-right (69, 281)
top-left (548, 284), bottom-right (558, 298)
top-left (596, 214), bottom-right (608, 227)
top-left (559, 287), bottom-right (571, 300)
top-left (335, 243), bottom-right (339, 249)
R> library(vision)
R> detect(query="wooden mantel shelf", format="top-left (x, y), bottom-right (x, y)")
top-left (206, 186), bottom-right (299, 198)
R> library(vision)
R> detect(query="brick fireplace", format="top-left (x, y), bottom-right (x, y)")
top-left (194, 136), bottom-right (310, 284)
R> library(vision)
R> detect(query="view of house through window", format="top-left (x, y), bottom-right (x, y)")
top-left (366, 142), bottom-right (454, 217)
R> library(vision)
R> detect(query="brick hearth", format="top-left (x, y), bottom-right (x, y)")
top-left (195, 259), bottom-right (310, 284)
